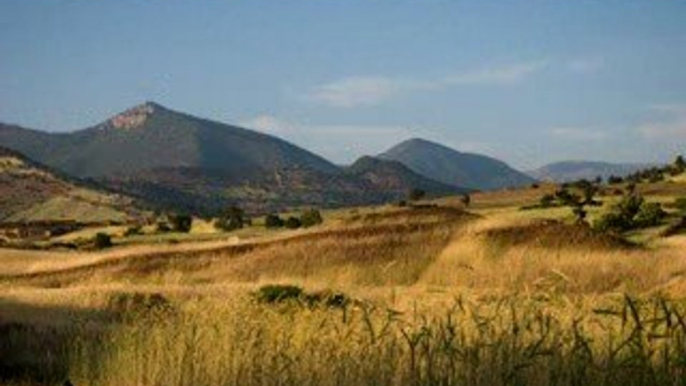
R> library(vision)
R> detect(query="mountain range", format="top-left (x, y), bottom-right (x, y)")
top-left (0, 102), bottom-right (533, 215)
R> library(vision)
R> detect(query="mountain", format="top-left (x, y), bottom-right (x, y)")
top-left (346, 156), bottom-right (468, 197)
top-left (379, 138), bottom-right (535, 191)
top-left (0, 102), bottom-right (338, 179)
top-left (0, 104), bottom-right (468, 213)
top-left (0, 146), bottom-right (137, 223)
top-left (528, 161), bottom-right (653, 183)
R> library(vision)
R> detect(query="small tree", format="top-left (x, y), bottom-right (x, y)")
top-left (539, 194), bottom-right (555, 208)
top-left (215, 206), bottom-right (245, 232)
top-left (300, 209), bottom-right (323, 227)
top-left (169, 213), bottom-right (193, 233)
top-left (264, 213), bottom-right (284, 228)
top-left (94, 233), bottom-right (113, 249)
top-left (284, 217), bottom-right (302, 229)
top-left (460, 194), bottom-right (471, 208)
top-left (674, 155), bottom-right (686, 173)
top-left (634, 202), bottom-right (667, 227)
top-left (408, 188), bottom-right (426, 202)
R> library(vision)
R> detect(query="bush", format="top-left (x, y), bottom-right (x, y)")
top-left (408, 188), bottom-right (425, 201)
top-left (124, 226), bottom-right (142, 237)
top-left (594, 212), bottom-right (632, 234)
top-left (539, 194), bottom-right (555, 208)
top-left (169, 213), bottom-right (193, 233)
top-left (460, 194), bottom-right (471, 207)
top-left (284, 217), bottom-right (302, 229)
top-left (254, 285), bottom-right (350, 308)
top-left (255, 285), bottom-right (303, 303)
top-left (215, 206), bottom-right (244, 232)
top-left (674, 197), bottom-right (686, 213)
top-left (634, 202), bottom-right (667, 227)
top-left (264, 213), bottom-right (284, 228)
top-left (594, 193), bottom-right (666, 234)
top-left (300, 209), bottom-right (323, 227)
top-left (94, 233), bottom-right (113, 249)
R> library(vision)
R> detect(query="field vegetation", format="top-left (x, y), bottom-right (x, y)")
top-left (2, 165), bottom-right (686, 386)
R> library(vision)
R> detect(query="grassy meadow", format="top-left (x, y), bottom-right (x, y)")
top-left (2, 180), bottom-right (686, 386)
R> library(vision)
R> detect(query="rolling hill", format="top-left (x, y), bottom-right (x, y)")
top-left (528, 161), bottom-right (652, 182)
top-left (379, 138), bottom-right (536, 190)
top-left (0, 146), bottom-right (137, 223)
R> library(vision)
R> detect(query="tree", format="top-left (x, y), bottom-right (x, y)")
top-left (215, 206), bottom-right (244, 232)
top-left (460, 194), bottom-right (471, 208)
top-left (284, 217), bottom-right (302, 229)
top-left (539, 194), bottom-right (555, 208)
top-left (169, 213), bottom-right (193, 233)
top-left (408, 188), bottom-right (426, 202)
top-left (300, 209), bottom-right (323, 227)
top-left (94, 233), bottom-right (113, 249)
top-left (264, 213), bottom-right (284, 228)
top-left (675, 155), bottom-right (686, 173)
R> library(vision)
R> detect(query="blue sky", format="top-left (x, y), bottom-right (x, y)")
top-left (1, 0), bottom-right (685, 169)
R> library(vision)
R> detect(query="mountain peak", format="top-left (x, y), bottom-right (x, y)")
top-left (108, 101), bottom-right (165, 130)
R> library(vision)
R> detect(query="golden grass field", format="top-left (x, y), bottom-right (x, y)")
top-left (1, 181), bottom-right (686, 386)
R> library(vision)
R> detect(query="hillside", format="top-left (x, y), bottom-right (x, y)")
top-left (528, 160), bottom-right (653, 182)
top-left (0, 147), bottom-right (136, 223)
top-left (0, 102), bottom-right (338, 179)
top-left (346, 156), bottom-right (468, 197)
top-left (379, 138), bottom-right (535, 191)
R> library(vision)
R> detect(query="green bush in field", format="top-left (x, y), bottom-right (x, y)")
top-left (264, 213), bottom-right (284, 228)
top-left (594, 193), bottom-right (666, 234)
top-left (215, 206), bottom-right (244, 232)
top-left (255, 284), bottom-right (304, 303)
top-left (674, 197), bottom-right (686, 213)
top-left (169, 213), bottom-right (193, 233)
top-left (634, 202), bottom-right (667, 227)
top-left (300, 209), bottom-right (323, 227)
top-left (284, 217), bottom-right (302, 229)
top-left (93, 233), bottom-right (112, 249)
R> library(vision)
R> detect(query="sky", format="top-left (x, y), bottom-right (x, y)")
top-left (1, 0), bottom-right (685, 169)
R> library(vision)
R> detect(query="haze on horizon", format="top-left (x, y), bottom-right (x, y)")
top-left (0, 0), bottom-right (685, 169)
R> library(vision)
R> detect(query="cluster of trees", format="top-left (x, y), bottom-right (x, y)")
top-left (151, 206), bottom-right (325, 235)
top-left (263, 209), bottom-right (323, 230)
top-left (607, 155), bottom-right (686, 185)
top-left (594, 191), bottom-right (667, 234)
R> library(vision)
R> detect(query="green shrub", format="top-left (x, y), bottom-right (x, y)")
top-left (674, 197), bottom-right (686, 213)
top-left (539, 194), bottom-right (555, 207)
top-left (124, 226), bottom-right (142, 237)
top-left (408, 188), bottom-right (425, 201)
top-left (284, 217), bottom-right (302, 229)
top-left (254, 285), bottom-right (350, 308)
top-left (255, 284), bottom-right (304, 303)
top-left (264, 213), bottom-right (284, 228)
top-left (93, 233), bottom-right (113, 249)
top-left (169, 213), bottom-right (193, 233)
top-left (215, 206), bottom-right (244, 232)
top-left (634, 202), bottom-right (667, 227)
top-left (594, 212), bottom-right (632, 234)
top-left (300, 209), bottom-right (323, 227)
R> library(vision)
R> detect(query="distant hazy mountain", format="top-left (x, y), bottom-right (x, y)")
top-left (528, 161), bottom-right (652, 183)
top-left (0, 104), bottom-right (467, 213)
top-left (379, 138), bottom-right (535, 191)
top-left (0, 146), bottom-right (136, 223)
